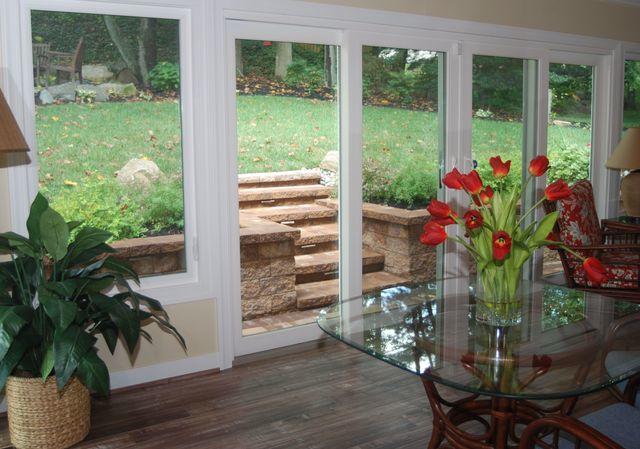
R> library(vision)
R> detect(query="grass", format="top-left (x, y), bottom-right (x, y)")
top-left (36, 94), bottom-right (597, 238)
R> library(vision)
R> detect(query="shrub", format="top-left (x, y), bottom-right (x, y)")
top-left (384, 71), bottom-right (418, 106)
top-left (140, 179), bottom-right (185, 235)
top-left (285, 59), bottom-right (324, 91)
top-left (362, 157), bottom-right (438, 209)
top-left (548, 143), bottom-right (590, 184)
top-left (149, 62), bottom-right (180, 92)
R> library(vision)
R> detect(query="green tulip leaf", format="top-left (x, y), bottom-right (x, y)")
top-left (531, 211), bottom-right (559, 245)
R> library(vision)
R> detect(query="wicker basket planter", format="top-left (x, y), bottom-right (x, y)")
top-left (6, 375), bottom-right (90, 449)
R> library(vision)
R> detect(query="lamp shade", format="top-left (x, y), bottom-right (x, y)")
top-left (607, 127), bottom-right (640, 170)
top-left (0, 89), bottom-right (29, 152)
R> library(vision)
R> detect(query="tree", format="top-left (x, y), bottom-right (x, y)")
top-left (324, 45), bottom-right (337, 88)
top-left (104, 15), bottom-right (158, 87)
top-left (236, 40), bottom-right (244, 76)
top-left (275, 42), bottom-right (292, 80)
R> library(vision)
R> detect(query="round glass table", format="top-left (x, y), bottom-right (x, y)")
top-left (317, 278), bottom-right (640, 449)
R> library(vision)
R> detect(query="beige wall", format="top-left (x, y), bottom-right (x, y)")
top-left (100, 299), bottom-right (217, 373)
top-left (301, 0), bottom-right (640, 43)
top-left (0, 165), bottom-right (10, 233)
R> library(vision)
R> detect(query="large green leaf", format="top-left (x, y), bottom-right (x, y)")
top-left (103, 257), bottom-right (139, 284)
top-left (0, 232), bottom-right (37, 257)
top-left (53, 325), bottom-right (95, 390)
top-left (0, 327), bottom-right (40, 391)
top-left (26, 193), bottom-right (49, 245)
top-left (90, 294), bottom-right (140, 353)
top-left (531, 211), bottom-right (559, 246)
top-left (38, 287), bottom-right (77, 332)
top-left (41, 344), bottom-right (54, 381)
top-left (40, 208), bottom-right (70, 261)
top-left (76, 349), bottom-right (110, 396)
top-left (0, 305), bottom-right (33, 361)
top-left (98, 323), bottom-right (119, 354)
top-left (67, 243), bottom-right (115, 267)
top-left (67, 228), bottom-right (112, 264)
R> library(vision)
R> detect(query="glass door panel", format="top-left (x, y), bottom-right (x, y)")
top-left (471, 55), bottom-right (538, 275)
top-left (236, 39), bottom-right (340, 337)
top-left (361, 46), bottom-right (445, 290)
top-left (544, 62), bottom-right (594, 276)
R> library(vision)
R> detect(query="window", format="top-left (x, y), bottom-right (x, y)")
top-left (624, 59), bottom-right (640, 128)
top-left (31, 10), bottom-right (185, 277)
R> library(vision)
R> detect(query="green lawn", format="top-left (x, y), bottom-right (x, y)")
top-left (36, 95), bottom-right (595, 238)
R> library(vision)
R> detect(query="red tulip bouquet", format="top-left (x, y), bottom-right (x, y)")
top-left (420, 155), bottom-right (607, 324)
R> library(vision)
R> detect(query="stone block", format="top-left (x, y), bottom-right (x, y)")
top-left (242, 296), bottom-right (271, 320)
top-left (260, 275), bottom-right (296, 296)
top-left (241, 279), bottom-right (262, 299)
top-left (259, 240), bottom-right (295, 258)
top-left (270, 292), bottom-right (298, 314)
top-left (153, 251), bottom-right (184, 274)
top-left (270, 257), bottom-right (296, 276)
top-left (240, 243), bottom-right (259, 262)
top-left (241, 260), bottom-right (270, 280)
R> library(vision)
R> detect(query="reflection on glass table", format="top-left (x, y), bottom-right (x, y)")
top-left (317, 278), bottom-right (640, 449)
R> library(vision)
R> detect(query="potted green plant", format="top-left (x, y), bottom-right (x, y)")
top-left (0, 193), bottom-right (184, 449)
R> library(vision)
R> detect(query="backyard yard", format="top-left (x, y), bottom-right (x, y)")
top-left (36, 94), bottom-right (597, 240)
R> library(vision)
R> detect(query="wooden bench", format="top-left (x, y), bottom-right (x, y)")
top-left (46, 37), bottom-right (84, 84)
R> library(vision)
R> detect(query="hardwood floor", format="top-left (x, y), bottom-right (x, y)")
top-left (0, 339), bottom-right (614, 449)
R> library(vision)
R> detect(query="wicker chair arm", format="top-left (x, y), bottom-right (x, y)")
top-left (519, 415), bottom-right (624, 449)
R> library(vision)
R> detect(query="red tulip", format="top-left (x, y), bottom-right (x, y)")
top-left (420, 222), bottom-right (447, 246)
top-left (432, 216), bottom-right (456, 226)
top-left (489, 156), bottom-right (511, 179)
top-left (463, 210), bottom-right (483, 230)
top-left (443, 168), bottom-right (464, 190)
top-left (427, 199), bottom-right (454, 219)
top-left (461, 170), bottom-right (483, 195)
top-left (545, 180), bottom-right (571, 201)
top-left (492, 231), bottom-right (512, 261)
top-left (479, 185), bottom-right (494, 205)
top-left (529, 155), bottom-right (550, 177)
top-left (583, 257), bottom-right (608, 286)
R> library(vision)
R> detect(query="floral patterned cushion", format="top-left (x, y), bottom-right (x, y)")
top-left (556, 180), bottom-right (602, 247)
top-left (573, 262), bottom-right (639, 289)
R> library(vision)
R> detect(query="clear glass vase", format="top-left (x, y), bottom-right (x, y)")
top-left (474, 266), bottom-right (523, 326)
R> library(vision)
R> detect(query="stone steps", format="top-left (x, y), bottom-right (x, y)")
top-left (294, 249), bottom-right (385, 284)
top-left (295, 271), bottom-right (409, 310)
top-left (239, 184), bottom-right (333, 208)
top-left (295, 222), bottom-right (339, 254)
top-left (242, 203), bottom-right (337, 226)
top-left (238, 170), bottom-right (322, 188)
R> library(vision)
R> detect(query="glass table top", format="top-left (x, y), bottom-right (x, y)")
top-left (317, 278), bottom-right (640, 400)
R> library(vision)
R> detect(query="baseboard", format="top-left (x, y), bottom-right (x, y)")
top-left (0, 352), bottom-right (221, 414)
top-left (109, 352), bottom-right (221, 390)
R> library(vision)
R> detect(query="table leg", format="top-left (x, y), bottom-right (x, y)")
top-left (421, 378), bottom-right (549, 449)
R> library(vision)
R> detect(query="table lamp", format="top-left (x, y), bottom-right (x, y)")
top-left (0, 89), bottom-right (29, 153)
top-left (607, 127), bottom-right (640, 217)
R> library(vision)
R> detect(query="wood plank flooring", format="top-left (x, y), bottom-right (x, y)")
top-left (0, 339), bottom-right (614, 449)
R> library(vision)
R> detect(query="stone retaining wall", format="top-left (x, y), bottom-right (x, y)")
top-left (239, 213), bottom-right (299, 319)
top-left (111, 234), bottom-right (185, 276)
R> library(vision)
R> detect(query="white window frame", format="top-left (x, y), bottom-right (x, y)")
top-left (0, 0), bottom-right (217, 305)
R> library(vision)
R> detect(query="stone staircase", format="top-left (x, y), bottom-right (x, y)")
top-left (239, 170), bottom-right (408, 318)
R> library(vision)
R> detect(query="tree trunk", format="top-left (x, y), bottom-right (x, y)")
top-left (324, 46), bottom-right (332, 88)
top-left (104, 15), bottom-right (139, 79)
top-left (235, 40), bottom-right (244, 76)
top-left (275, 42), bottom-right (292, 80)
top-left (137, 17), bottom-right (156, 87)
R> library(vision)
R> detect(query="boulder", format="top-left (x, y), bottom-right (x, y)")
top-left (319, 150), bottom-right (339, 172)
top-left (76, 84), bottom-right (109, 102)
top-left (116, 68), bottom-right (139, 85)
top-left (82, 64), bottom-right (114, 84)
top-left (48, 82), bottom-right (78, 102)
top-left (38, 89), bottom-right (54, 105)
top-left (116, 158), bottom-right (163, 188)
top-left (102, 82), bottom-right (137, 98)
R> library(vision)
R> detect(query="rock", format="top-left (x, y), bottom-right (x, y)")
top-left (82, 64), bottom-right (114, 84)
top-left (116, 158), bottom-right (163, 188)
top-left (38, 89), bottom-right (54, 105)
top-left (552, 119), bottom-right (573, 127)
top-left (116, 68), bottom-right (139, 85)
top-left (76, 84), bottom-right (108, 102)
top-left (48, 82), bottom-right (78, 102)
top-left (319, 150), bottom-right (339, 172)
top-left (102, 82), bottom-right (137, 98)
